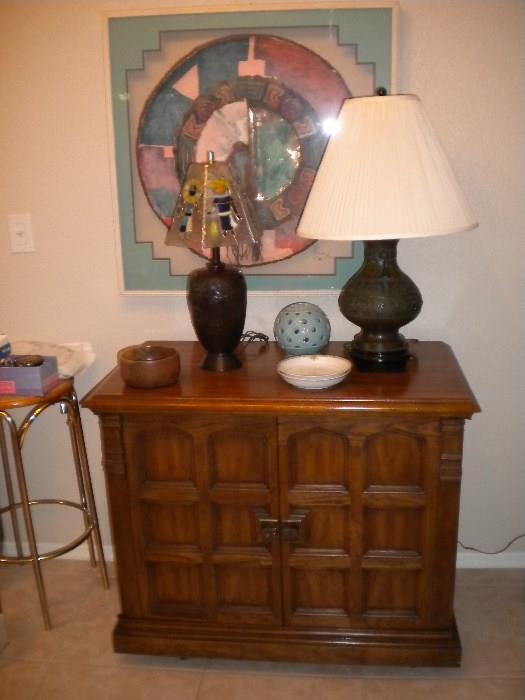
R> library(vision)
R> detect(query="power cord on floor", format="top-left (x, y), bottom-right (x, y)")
top-left (458, 533), bottom-right (525, 555)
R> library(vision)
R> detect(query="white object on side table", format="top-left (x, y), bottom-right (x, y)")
top-left (10, 341), bottom-right (95, 378)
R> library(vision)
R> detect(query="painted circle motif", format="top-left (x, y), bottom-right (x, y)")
top-left (176, 77), bottom-right (323, 234)
top-left (137, 34), bottom-right (350, 266)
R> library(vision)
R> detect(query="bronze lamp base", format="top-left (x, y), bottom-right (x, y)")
top-left (339, 240), bottom-right (423, 372)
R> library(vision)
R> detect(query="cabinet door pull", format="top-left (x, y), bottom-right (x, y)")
top-left (252, 507), bottom-right (280, 544)
top-left (281, 509), bottom-right (309, 545)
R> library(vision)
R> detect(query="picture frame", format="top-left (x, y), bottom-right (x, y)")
top-left (105, 3), bottom-right (397, 295)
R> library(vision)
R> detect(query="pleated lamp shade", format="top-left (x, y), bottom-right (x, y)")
top-left (297, 94), bottom-right (478, 241)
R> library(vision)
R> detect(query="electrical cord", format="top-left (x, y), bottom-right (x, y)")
top-left (239, 331), bottom-right (269, 354)
top-left (240, 330), bottom-right (269, 347)
top-left (458, 533), bottom-right (525, 555)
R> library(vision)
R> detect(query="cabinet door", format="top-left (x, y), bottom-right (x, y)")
top-left (278, 415), bottom-right (449, 630)
top-left (123, 413), bottom-right (282, 626)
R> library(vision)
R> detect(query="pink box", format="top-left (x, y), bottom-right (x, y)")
top-left (0, 356), bottom-right (60, 396)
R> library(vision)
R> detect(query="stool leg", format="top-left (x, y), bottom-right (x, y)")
top-left (0, 418), bottom-right (24, 558)
top-left (4, 415), bottom-right (52, 630)
top-left (68, 390), bottom-right (109, 590)
top-left (60, 400), bottom-right (96, 567)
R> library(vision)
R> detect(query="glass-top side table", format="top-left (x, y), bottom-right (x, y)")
top-left (0, 378), bottom-right (109, 629)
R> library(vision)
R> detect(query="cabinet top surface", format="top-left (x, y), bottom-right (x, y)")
top-left (82, 341), bottom-right (479, 417)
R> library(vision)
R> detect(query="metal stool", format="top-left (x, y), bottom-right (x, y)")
top-left (0, 378), bottom-right (109, 629)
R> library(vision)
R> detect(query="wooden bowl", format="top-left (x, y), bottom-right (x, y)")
top-left (117, 344), bottom-right (180, 389)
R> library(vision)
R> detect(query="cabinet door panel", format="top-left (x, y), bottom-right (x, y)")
top-left (216, 564), bottom-right (275, 609)
top-left (279, 419), bottom-right (353, 627)
top-left (143, 502), bottom-right (199, 546)
top-left (361, 422), bottom-right (440, 626)
top-left (364, 507), bottom-right (423, 554)
top-left (146, 562), bottom-right (205, 618)
top-left (206, 417), bottom-right (281, 624)
top-left (364, 431), bottom-right (424, 488)
top-left (279, 415), bottom-right (443, 629)
top-left (364, 570), bottom-right (420, 619)
top-left (138, 427), bottom-right (196, 483)
top-left (209, 430), bottom-right (269, 486)
top-left (124, 414), bottom-right (282, 625)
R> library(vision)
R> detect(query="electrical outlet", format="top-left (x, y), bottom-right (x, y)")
top-left (8, 213), bottom-right (35, 253)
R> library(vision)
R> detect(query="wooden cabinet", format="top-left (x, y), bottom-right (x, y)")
top-left (82, 341), bottom-right (479, 666)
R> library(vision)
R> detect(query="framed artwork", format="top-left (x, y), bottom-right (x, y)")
top-left (106, 3), bottom-right (397, 294)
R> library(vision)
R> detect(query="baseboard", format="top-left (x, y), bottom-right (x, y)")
top-left (456, 551), bottom-right (525, 568)
top-left (2, 541), bottom-right (525, 568)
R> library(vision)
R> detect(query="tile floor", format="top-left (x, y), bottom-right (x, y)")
top-left (0, 562), bottom-right (523, 699)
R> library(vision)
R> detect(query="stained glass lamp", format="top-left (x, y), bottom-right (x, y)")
top-left (166, 152), bottom-right (261, 371)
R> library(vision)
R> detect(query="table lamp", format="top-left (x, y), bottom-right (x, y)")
top-left (297, 93), bottom-right (478, 372)
top-left (166, 151), bottom-right (260, 371)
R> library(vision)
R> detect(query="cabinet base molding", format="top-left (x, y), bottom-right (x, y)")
top-left (114, 617), bottom-right (461, 667)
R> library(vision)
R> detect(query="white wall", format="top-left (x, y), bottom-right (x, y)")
top-left (1, 0), bottom-right (524, 566)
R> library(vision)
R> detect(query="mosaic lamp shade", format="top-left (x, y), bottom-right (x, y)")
top-left (297, 93), bottom-right (478, 372)
top-left (165, 152), bottom-right (261, 372)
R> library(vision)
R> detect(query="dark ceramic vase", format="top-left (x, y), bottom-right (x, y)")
top-left (187, 249), bottom-right (246, 371)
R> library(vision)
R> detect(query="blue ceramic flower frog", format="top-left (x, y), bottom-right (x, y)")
top-left (273, 302), bottom-right (331, 355)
